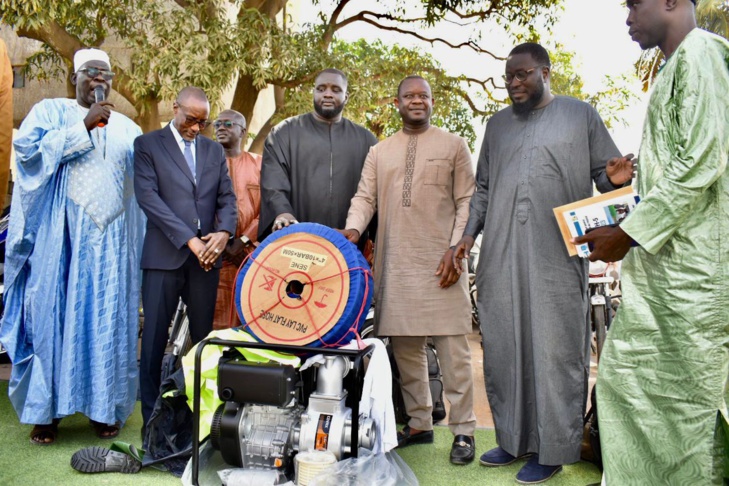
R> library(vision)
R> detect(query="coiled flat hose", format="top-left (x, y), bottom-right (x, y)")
top-left (235, 223), bottom-right (373, 347)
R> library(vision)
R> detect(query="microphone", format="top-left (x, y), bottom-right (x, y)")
top-left (94, 85), bottom-right (106, 128)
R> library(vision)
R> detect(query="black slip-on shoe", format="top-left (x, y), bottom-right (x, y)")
top-left (450, 434), bottom-right (475, 465)
top-left (396, 425), bottom-right (434, 448)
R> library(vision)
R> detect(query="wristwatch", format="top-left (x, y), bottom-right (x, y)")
top-left (240, 235), bottom-right (251, 246)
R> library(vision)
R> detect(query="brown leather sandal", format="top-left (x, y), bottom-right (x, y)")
top-left (30, 420), bottom-right (59, 445)
top-left (90, 420), bottom-right (120, 439)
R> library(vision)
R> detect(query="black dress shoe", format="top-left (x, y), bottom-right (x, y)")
top-left (450, 434), bottom-right (475, 465)
top-left (396, 425), bottom-right (434, 448)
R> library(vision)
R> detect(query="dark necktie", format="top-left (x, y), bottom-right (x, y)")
top-left (183, 140), bottom-right (196, 183)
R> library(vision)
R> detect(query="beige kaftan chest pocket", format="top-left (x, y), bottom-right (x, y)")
top-left (424, 159), bottom-right (452, 186)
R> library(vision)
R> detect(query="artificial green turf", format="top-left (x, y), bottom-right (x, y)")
top-left (0, 381), bottom-right (601, 485)
top-left (0, 381), bottom-right (176, 485)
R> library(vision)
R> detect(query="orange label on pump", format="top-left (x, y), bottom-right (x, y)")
top-left (315, 414), bottom-right (333, 450)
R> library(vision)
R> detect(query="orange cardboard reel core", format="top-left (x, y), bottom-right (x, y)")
top-left (238, 232), bottom-right (351, 346)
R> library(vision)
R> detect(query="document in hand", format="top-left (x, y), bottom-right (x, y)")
top-left (553, 186), bottom-right (640, 258)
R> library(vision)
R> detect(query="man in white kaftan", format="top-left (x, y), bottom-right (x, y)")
top-left (0, 49), bottom-right (144, 444)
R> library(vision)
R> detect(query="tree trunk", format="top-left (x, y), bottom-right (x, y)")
top-left (244, 0), bottom-right (287, 18)
top-left (230, 73), bottom-right (260, 128)
top-left (248, 85), bottom-right (284, 154)
top-left (248, 114), bottom-right (272, 155)
top-left (135, 99), bottom-right (162, 133)
top-left (234, 1), bottom-right (288, 151)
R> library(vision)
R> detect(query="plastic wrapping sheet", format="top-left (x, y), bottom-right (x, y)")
top-left (308, 449), bottom-right (418, 486)
top-left (181, 442), bottom-right (291, 486)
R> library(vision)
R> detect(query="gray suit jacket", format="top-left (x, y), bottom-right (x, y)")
top-left (134, 124), bottom-right (237, 270)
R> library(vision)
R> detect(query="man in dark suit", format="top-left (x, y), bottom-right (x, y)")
top-left (134, 86), bottom-right (237, 429)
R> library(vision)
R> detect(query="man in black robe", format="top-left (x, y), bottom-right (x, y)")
top-left (259, 69), bottom-right (377, 240)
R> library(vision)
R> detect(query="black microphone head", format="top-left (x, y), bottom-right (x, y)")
top-left (94, 85), bottom-right (105, 103)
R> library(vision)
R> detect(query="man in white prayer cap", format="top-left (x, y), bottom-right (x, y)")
top-left (0, 47), bottom-right (145, 444)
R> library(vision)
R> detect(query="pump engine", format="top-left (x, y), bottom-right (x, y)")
top-left (209, 352), bottom-right (376, 473)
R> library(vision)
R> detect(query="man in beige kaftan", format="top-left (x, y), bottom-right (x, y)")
top-left (342, 76), bottom-right (477, 465)
top-left (212, 110), bottom-right (262, 329)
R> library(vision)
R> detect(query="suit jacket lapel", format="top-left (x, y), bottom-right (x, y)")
top-left (160, 124), bottom-right (196, 185)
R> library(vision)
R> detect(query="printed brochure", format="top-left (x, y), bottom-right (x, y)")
top-left (553, 186), bottom-right (640, 258)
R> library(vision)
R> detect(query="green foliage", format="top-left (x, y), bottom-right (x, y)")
top-left (585, 74), bottom-right (638, 129)
top-left (549, 49), bottom-right (586, 99)
top-left (23, 46), bottom-right (66, 83)
top-left (118, 3), bottom-right (298, 110)
top-left (421, 0), bottom-right (562, 30)
top-left (696, 0), bottom-right (729, 35)
top-left (0, 0), bottom-right (302, 112)
top-left (1, 0), bottom-right (631, 147)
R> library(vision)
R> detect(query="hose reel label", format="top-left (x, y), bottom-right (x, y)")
top-left (315, 414), bottom-right (333, 450)
top-left (281, 247), bottom-right (328, 272)
top-left (258, 310), bottom-right (309, 334)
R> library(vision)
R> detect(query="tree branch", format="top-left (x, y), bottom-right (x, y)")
top-left (334, 12), bottom-right (504, 60)
top-left (450, 87), bottom-right (493, 117)
top-left (17, 21), bottom-right (83, 62)
top-left (322, 0), bottom-right (352, 48)
top-left (464, 76), bottom-right (506, 99)
top-left (339, 10), bottom-right (428, 26)
top-left (418, 67), bottom-right (506, 111)
top-left (268, 71), bottom-right (318, 90)
top-left (437, 4), bottom-right (498, 21)
top-left (92, 10), bottom-right (106, 46)
top-left (109, 66), bottom-right (139, 107)
top-left (330, 0), bottom-right (353, 25)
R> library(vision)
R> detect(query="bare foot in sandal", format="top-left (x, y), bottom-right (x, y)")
top-left (30, 421), bottom-right (59, 445)
top-left (90, 420), bottom-right (120, 439)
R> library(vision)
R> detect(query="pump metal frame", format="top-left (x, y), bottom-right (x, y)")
top-left (190, 338), bottom-right (375, 485)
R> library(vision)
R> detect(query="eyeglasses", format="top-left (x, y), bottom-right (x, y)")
top-left (213, 120), bottom-right (245, 130)
top-left (77, 67), bottom-right (115, 80)
top-left (502, 65), bottom-right (547, 84)
top-left (176, 103), bottom-right (209, 129)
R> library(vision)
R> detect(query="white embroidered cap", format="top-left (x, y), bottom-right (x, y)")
top-left (73, 48), bottom-right (111, 72)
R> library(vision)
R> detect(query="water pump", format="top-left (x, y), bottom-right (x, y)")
top-left (209, 352), bottom-right (376, 473)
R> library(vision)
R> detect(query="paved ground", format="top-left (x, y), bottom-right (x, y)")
top-left (0, 330), bottom-right (598, 429)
